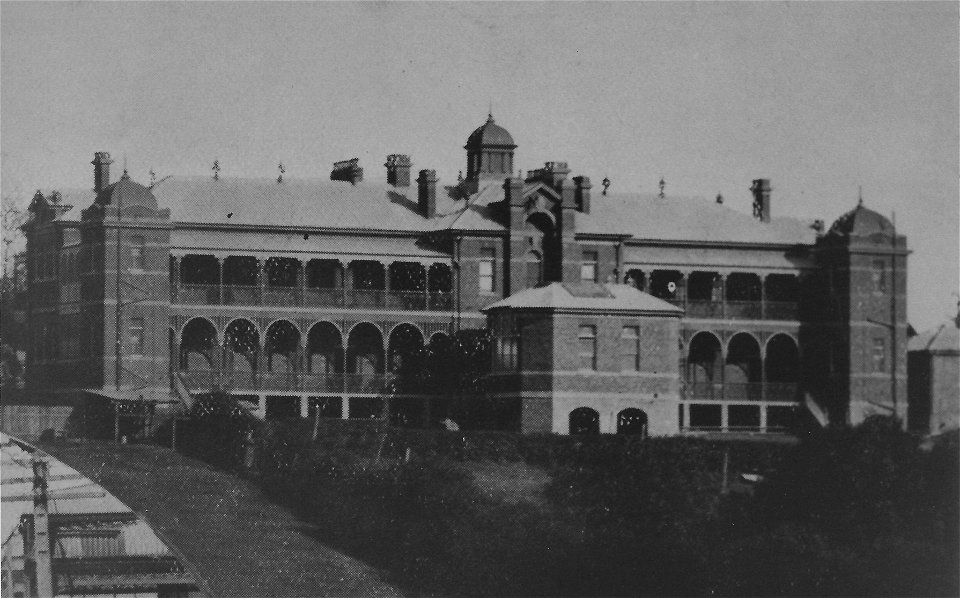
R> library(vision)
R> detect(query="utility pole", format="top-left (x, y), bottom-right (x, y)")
top-left (115, 176), bottom-right (123, 391)
top-left (31, 455), bottom-right (53, 598)
top-left (890, 212), bottom-right (898, 419)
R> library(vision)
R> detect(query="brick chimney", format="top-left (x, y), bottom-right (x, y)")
top-left (526, 161), bottom-right (571, 190)
top-left (385, 154), bottom-right (412, 187)
top-left (92, 152), bottom-right (113, 192)
top-left (751, 178), bottom-right (771, 223)
top-left (573, 175), bottom-right (592, 214)
top-left (331, 158), bottom-right (363, 185)
top-left (417, 169), bottom-right (439, 218)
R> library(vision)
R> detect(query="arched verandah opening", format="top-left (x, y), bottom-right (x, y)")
top-left (179, 318), bottom-right (216, 371)
top-left (307, 322), bottom-right (343, 393)
top-left (726, 273), bottom-right (762, 319)
top-left (223, 256), bottom-right (259, 305)
top-left (388, 324), bottom-right (425, 394)
top-left (569, 407), bottom-right (600, 435)
top-left (687, 331), bottom-right (723, 399)
top-left (389, 263), bottom-right (427, 309)
top-left (649, 270), bottom-right (684, 304)
top-left (347, 323), bottom-right (384, 393)
top-left (224, 319), bottom-right (259, 380)
top-left (624, 268), bottom-right (646, 291)
top-left (305, 260), bottom-right (344, 306)
top-left (764, 274), bottom-right (800, 319)
top-left (726, 332), bottom-right (762, 400)
top-left (265, 320), bottom-right (300, 374)
top-left (428, 263), bottom-right (453, 309)
top-left (765, 334), bottom-right (799, 401)
top-left (617, 408), bottom-right (648, 436)
top-left (349, 261), bottom-right (386, 308)
top-left (178, 255), bottom-right (220, 304)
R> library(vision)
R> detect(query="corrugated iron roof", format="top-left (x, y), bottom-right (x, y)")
top-left (42, 176), bottom-right (819, 247)
top-left (579, 192), bottom-right (818, 245)
top-left (151, 176), bottom-right (435, 231)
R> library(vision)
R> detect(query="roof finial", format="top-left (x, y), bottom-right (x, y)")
top-left (277, 162), bottom-right (285, 183)
top-left (602, 177), bottom-right (611, 196)
top-left (858, 185), bottom-right (863, 207)
top-left (149, 168), bottom-right (156, 186)
top-left (212, 159), bottom-right (220, 180)
top-left (487, 102), bottom-right (494, 123)
top-left (658, 177), bottom-right (666, 200)
top-left (716, 192), bottom-right (724, 204)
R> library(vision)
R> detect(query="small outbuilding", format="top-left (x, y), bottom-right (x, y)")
top-left (482, 282), bottom-right (683, 435)
top-left (907, 317), bottom-right (960, 435)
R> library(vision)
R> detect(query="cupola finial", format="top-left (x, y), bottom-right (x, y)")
top-left (858, 185), bottom-right (863, 207)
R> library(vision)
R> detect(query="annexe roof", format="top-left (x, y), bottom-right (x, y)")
top-left (908, 321), bottom-right (960, 354)
top-left (482, 282), bottom-right (683, 314)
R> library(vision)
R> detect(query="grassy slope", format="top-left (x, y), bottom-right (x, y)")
top-left (39, 439), bottom-right (401, 598)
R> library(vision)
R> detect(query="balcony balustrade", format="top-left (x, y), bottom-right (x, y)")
top-left (764, 301), bottom-right (799, 320)
top-left (680, 299), bottom-right (798, 320)
top-left (686, 301), bottom-right (724, 319)
top-left (724, 301), bottom-right (763, 320)
top-left (171, 283), bottom-right (453, 312)
top-left (682, 382), bottom-right (798, 402)
top-left (178, 369), bottom-right (395, 394)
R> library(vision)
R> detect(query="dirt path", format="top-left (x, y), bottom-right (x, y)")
top-left (40, 440), bottom-right (401, 598)
top-left (466, 460), bottom-right (552, 507)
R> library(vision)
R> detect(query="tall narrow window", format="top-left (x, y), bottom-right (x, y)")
top-left (130, 235), bottom-right (146, 271)
top-left (130, 317), bottom-right (145, 356)
top-left (581, 251), bottom-right (599, 283)
top-left (479, 248), bottom-right (495, 293)
top-left (872, 259), bottom-right (886, 292)
top-left (578, 325), bottom-right (597, 370)
top-left (621, 326), bottom-right (640, 371)
top-left (526, 251), bottom-right (543, 288)
top-left (872, 337), bottom-right (886, 372)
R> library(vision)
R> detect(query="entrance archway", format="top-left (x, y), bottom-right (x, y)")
top-left (569, 407), bottom-right (600, 435)
top-left (617, 408), bottom-right (648, 436)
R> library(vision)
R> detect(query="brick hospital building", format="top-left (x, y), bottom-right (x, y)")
top-left (20, 114), bottom-right (909, 435)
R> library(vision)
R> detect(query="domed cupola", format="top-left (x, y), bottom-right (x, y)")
top-left (94, 170), bottom-right (159, 211)
top-left (464, 113), bottom-right (517, 183)
top-left (828, 198), bottom-right (895, 240)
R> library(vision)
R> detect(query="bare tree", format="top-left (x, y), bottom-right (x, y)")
top-left (1, 193), bottom-right (25, 281)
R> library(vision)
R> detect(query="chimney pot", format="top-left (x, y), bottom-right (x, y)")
top-left (331, 158), bottom-right (363, 185)
top-left (92, 152), bottom-right (113, 192)
top-left (417, 169), bottom-right (439, 218)
top-left (751, 178), bottom-right (772, 223)
top-left (385, 154), bottom-right (412, 187)
top-left (573, 175), bottom-right (592, 214)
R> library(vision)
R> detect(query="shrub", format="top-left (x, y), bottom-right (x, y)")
top-left (177, 391), bottom-right (261, 470)
top-left (758, 416), bottom-right (959, 545)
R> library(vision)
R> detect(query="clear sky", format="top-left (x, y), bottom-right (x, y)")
top-left (2, 1), bottom-right (957, 330)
